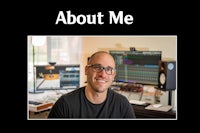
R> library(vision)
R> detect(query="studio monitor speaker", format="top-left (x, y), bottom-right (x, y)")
top-left (158, 60), bottom-right (176, 91)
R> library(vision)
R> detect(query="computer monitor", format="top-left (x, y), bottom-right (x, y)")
top-left (110, 50), bottom-right (162, 86)
top-left (35, 64), bottom-right (80, 90)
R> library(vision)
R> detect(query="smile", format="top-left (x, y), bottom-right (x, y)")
top-left (95, 79), bottom-right (107, 83)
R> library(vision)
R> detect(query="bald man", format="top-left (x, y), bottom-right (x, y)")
top-left (48, 51), bottom-right (136, 119)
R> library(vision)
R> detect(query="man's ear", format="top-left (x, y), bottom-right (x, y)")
top-left (85, 66), bottom-right (89, 75)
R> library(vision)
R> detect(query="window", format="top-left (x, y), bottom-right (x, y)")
top-left (27, 36), bottom-right (82, 91)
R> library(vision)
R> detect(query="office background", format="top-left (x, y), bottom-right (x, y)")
top-left (28, 35), bottom-right (177, 118)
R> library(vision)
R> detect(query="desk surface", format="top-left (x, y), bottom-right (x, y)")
top-left (132, 104), bottom-right (176, 119)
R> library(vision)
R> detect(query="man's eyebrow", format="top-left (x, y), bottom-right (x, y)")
top-left (92, 64), bottom-right (114, 68)
top-left (92, 64), bottom-right (101, 66)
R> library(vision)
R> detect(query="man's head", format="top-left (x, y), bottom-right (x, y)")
top-left (85, 51), bottom-right (116, 93)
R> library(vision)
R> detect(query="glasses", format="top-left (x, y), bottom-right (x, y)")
top-left (87, 64), bottom-right (116, 75)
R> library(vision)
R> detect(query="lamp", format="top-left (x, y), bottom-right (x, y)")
top-left (29, 36), bottom-right (46, 94)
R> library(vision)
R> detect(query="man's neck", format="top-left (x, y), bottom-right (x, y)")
top-left (85, 86), bottom-right (107, 104)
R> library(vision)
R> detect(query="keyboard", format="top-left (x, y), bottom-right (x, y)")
top-left (29, 100), bottom-right (42, 105)
top-left (129, 100), bottom-right (147, 105)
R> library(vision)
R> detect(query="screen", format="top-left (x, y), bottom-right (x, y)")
top-left (35, 64), bottom-right (80, 90)
top-left (110, 50), bottom-right (161, 86)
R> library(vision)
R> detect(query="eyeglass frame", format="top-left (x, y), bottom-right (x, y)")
top-left (87, 64), bottom-right (116, 75)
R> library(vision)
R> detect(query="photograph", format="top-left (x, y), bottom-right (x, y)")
top-left (27, 35), bottom-right (177, 120)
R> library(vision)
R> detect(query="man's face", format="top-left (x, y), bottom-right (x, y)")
top-left (85, 53), bottom-right (116, 93)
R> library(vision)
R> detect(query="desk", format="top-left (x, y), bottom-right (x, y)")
top-left (28, 101), bottom-right (54, 119)
top-left (29, 102), bottom-right (53, 112)
top-left (132, 104), bottom-right (176, 119)
top-left (29, 110), bottom-right (50, 119)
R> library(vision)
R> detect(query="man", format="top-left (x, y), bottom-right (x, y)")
top-left (48, 51), bottom-right (136, 119)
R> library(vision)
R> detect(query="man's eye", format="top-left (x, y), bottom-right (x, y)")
top-left (106, 67), bottom-right (112, 70)
top-left (94, 66), bottom-right (101, 69)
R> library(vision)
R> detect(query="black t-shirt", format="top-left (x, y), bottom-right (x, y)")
top-left (48, 87), bottom-right (136, 119)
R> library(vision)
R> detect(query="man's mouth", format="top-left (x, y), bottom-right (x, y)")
top-left (95, 79), bottom-right (107, 83)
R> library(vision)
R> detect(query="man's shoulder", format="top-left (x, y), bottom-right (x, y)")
top-left (108, 88), bottom-right (127, 99)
